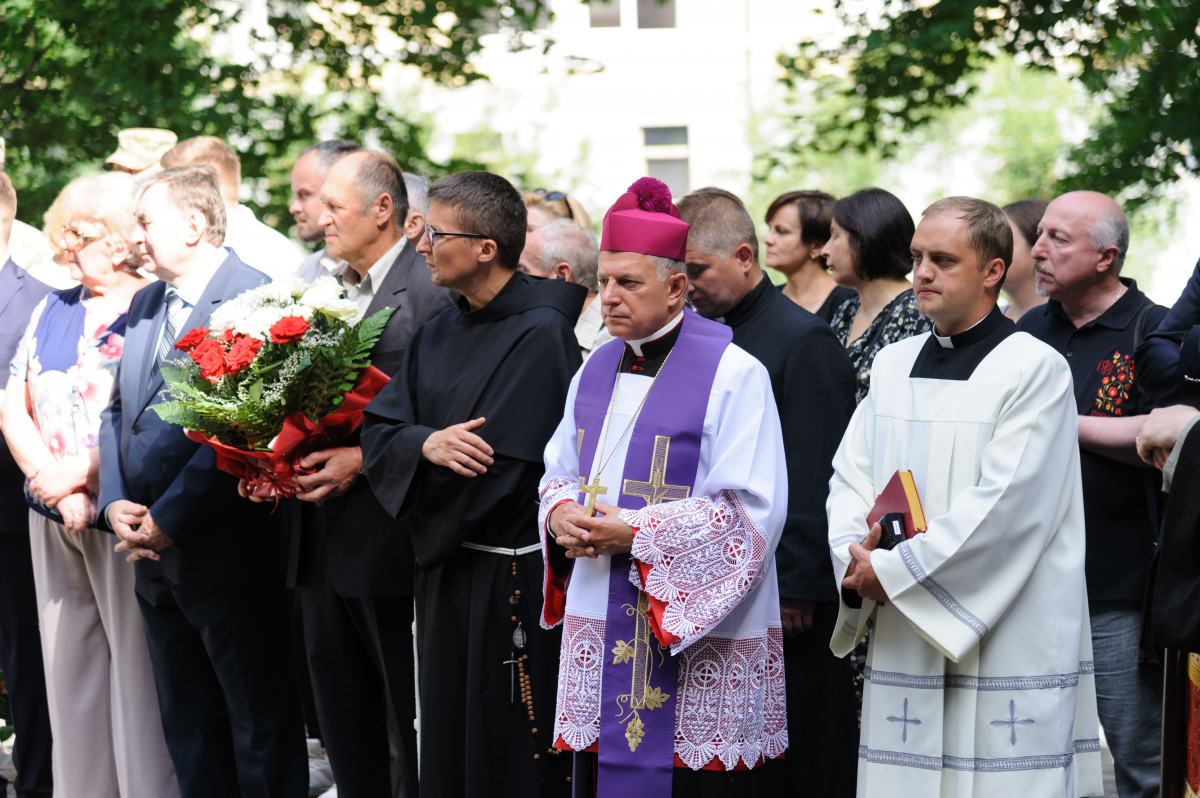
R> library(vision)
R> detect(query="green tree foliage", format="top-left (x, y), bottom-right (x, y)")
top-left (778, 0), bottom-right (1200, 209)
top-left (0, 0), bottom-right (546, 233)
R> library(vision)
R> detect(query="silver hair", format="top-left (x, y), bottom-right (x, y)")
top-left (404, 173), bottom-right (430, 216)
top-left (60, 171), bottom-right (142, 272)
top-left (540, 218), bottom-right (599, 292)
top-left (1087, 205), bottom-right (1130, 274)
top-left (647, 255), bottom-right (686, 280)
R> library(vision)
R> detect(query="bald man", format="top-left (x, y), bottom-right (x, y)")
top-left (1016, 191), bottom-right (1166, 798)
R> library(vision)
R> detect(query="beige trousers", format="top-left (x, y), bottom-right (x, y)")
top-left (28, 509), bottom-right (181, 798)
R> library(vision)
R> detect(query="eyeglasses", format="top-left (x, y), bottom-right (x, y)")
top-left (533, 189), bottom-right (575, 220)
top-left (60, 226), bottom-right (103, 253)
top-left (424, 223), bottom-right (487, 247)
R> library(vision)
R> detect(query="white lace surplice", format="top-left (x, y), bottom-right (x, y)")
top-left (537, 342), bottom-right (789, 770)
top-left (828, 332), bottom-right (1104, 798)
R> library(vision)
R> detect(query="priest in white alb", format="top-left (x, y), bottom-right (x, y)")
top-left (830, 196), bottom-right (1103, 797)
top-left (538, 177), bottom-right (788, 797)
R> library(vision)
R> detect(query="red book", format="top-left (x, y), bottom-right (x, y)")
top-left (866, 470), bottom-right (927, 539)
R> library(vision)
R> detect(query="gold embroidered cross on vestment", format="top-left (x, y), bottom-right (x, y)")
top-left (623, 436), bottom-right (691, 507)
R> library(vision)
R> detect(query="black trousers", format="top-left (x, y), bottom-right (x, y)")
top-left (779, 600), bottom-right (859, 797)
top-left (0, 534), bottom-right (52, 798)
top-left (136, 576), bottom-right (308, 798)
top-left (298, 531), bottom-right (418, 798)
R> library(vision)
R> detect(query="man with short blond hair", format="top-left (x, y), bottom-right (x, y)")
top-left (161, 136), bottom-right (304, 279)
top-left (1017, 190), bottom-right (1166, 798)
top-left (830, 196), bottom-right (1102, 798)
top-left (99, 164), bottom-right (307, 798)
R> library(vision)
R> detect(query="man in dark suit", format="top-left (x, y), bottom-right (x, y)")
top-left (0, 172), bottom-right (54, 798)
top-left (257, 151), bottom-right (456, 798)
top-left (98, 164), bottom-right (307, 798)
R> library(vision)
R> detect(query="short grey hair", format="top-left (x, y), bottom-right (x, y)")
top-left (404, 173), bottom-right (430, 216)
top-left (648, 255), bottom-right (686, 280)
top-left (1088, 205), bottom-right (1130, 274)
top-left (676, 187), bottom-right (759, 262)
top-left (541, 218), bottom-right (599, 292)
top-left (351, 152), bottom-right (408, 230)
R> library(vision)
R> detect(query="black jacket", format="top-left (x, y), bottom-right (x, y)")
top-left (287, 241), bottom-right (458, 597)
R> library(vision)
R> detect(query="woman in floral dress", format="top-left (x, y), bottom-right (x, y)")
top-left (0, 172), bottom-right (180, 798)
top-left (821, 187), bottom-right (933, 717)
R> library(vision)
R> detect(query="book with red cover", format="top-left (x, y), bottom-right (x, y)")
top-left (867, 470), bottom-right (927, 539)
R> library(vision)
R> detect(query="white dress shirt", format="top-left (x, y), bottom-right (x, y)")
top-left (223, 205), bottom-right (305, 282)
top-left (333, 237), bottom-right (406, 323)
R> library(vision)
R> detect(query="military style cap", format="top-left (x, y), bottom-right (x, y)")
top-left (105, 128), bottom-right (178, 172)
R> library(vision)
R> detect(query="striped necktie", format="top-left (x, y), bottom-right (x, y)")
top-left (155, 289), bottom-right (183, 370)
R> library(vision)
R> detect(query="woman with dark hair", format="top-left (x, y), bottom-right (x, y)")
top-left (824, 187), bottom-right (932, 402)
top-left (1002, 198), bottom-right (1049, 321)
top-left (764, 190), bottom-right (856, 323)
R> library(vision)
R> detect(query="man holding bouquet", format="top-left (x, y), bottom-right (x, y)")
top-left (278, 151), bottom-right (456, 798)
top-left (98, 165), bottom-right (308, 798)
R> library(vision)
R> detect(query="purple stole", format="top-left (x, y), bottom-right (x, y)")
top-left (572, 309), bottom-right (732, 795)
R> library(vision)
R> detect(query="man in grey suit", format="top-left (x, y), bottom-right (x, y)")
top-left (0, 172), bottom-right (54, 798)
top-left (254, 151), bottom-right (456, 798)
top-left (99, 165), bottom-right (307, 797)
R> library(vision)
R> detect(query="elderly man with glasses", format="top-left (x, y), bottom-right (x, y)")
top-left (244, 150), bottom-right (456, 798)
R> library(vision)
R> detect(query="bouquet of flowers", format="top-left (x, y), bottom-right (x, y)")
top-left (152, 276), bottom-right (393, 498)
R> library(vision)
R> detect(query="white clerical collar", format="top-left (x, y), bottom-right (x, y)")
top-left (933, 308), bottom-right (991, 350)
top-left (174, 246), bottom-right (229, 307)
top-left (625, 309), bottom-right (683, 356)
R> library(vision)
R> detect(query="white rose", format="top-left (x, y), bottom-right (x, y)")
top-left (242, 306), bottom-right (290, 340)
top-left (302, 277), bottom-right (357, 322)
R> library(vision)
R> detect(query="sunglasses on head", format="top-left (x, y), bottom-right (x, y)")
top-left (534, 189), bottom-right (574, 220)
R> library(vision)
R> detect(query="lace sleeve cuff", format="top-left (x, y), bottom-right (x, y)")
top-left (620, 490), bottom-right (770, 654)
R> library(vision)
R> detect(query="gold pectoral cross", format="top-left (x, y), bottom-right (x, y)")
top-left (622, 436), bottom-right (690, 507)
top-left (579, 475), bottom-right (608, 517)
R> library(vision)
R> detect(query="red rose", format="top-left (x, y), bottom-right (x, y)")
top-left (268, 316), bottom-right (311, 344)
top-left (174, 327), bottom-right (211, 353)
top-left (222, 328), bottom-right (238, 342)
top-left (224, 335), bottom-right (263, 374)
top-left (190, 339), bottom-right (228, 383)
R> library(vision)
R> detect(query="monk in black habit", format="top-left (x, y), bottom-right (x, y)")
top-left (678, 188), bottom-right (860, 796)
top-left (361, 171), bottom-right (584, 798)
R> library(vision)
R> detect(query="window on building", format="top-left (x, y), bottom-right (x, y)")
top-left (590, 0), bottom-right (620, 27)
top-left (643, 127), bottom-right (687, 147)
top-left (637, 0), bottom-right (675, 28)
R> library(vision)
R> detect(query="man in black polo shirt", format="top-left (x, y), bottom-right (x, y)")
top-left (678, 187), bottom-right (859, 796)
top-left (1017, 190), bottom-right (1166, 798)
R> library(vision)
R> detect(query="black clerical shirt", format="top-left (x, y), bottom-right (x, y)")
top-left (909, 304), bottom-right (1016, 380)
top-left (718, 276), bottom-right (856, 602)
top-left (1018, 279), bottom-right (1167, 603)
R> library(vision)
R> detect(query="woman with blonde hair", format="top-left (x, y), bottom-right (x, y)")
top-left (0, 171), bottom-right (179, 798)
top-left (523, 189), bottom-right (593, 231)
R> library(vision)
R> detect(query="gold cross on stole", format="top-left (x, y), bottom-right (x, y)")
top-left (622, 436), bottom-right (691, 507)
top-left (578, 476), bottom-right (607, 517)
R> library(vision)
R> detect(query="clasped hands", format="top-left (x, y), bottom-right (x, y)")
top-left (29, 455), bottom-right (94, 534)
top-left (548, 501), bottom-right (634, 558)
top-left (1136, 405), bottom-right (1200, 470)
top-left (841, 522), bottom-right (888, 605)
top-left (107, 500), bottom-right (173, 563)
